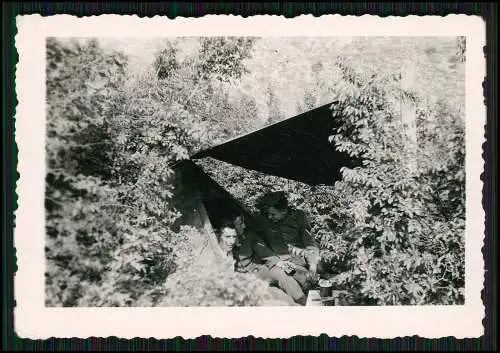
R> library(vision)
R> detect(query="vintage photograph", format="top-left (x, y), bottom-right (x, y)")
top-left (44, 35), bottom-right (466, 308)
top-left (14, 14), bottom-right (486, 339)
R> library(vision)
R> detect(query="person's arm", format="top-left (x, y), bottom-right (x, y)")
top-left (252, 234), bottom-right (282, 269)
top-left (235, 231), bottom-right (254, 271)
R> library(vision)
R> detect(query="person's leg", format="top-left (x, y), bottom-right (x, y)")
top-left (255, 266), bottom-right (277, 286)
top-left (266, 286), bottom-right (299, 306)
top-left (245, 267), bottom-right (297, 306)
top-left (291, 265), bottom-right (310, 288)
top-left (267, 266), bottom-right (306, 305)
top-left (288, 255), bottom-right (322, 289)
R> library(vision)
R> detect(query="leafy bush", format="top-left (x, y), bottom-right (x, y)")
top-left (45, 38), bottom-right (182, 307)
top-left (196, 37), bottom-right (256, 83)
top-left (45, 37), bottom-right (262, 307)
top-left (161, 262), bottom-right (274, 307)
top-left (323, 58), bottom-right (465, 305)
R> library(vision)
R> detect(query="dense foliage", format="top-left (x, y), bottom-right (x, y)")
top-left (45, 38), bottom-right (181, 307)
top-left (46, 36), bottom-right (465, 306)
top-left (45, 37), bottom-right (260, 306)
top-left (324, 58), bottom-right (465, 305)
top-left (161, 262), bottom-right (275, 307)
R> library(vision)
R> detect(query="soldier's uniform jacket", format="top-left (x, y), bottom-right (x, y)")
top-left (234, 229), bottom-right (268, 272)
top-left (255, 209), bottom-right (320, 269)
top-left (234, 223), bottom-right (305, 272)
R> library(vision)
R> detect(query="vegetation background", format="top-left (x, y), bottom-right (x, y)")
top-left (45, 36), bottom-right (466, 306)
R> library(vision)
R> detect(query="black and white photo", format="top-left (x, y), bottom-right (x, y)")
top-left (14, 14), bottom-right (485, 339)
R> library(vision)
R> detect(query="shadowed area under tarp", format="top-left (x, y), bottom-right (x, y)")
top-left (190, 101), bottom-right (362, 186)
top-left (173, 160), bottom-right (284, 251)
top-left (174, 160), bottom-right (261, 230)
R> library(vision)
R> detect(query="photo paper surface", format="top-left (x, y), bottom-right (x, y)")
top-left (14, 14), bottom-right (486, 339)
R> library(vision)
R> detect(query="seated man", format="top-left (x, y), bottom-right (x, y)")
top-left (232, 212), bottom-right (314, 306)
top-left (257, 191), bottom-right (321, 270)
top-left (255, 191), bottom-right (323, 300)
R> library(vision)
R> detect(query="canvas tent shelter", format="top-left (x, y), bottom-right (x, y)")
top-left (171, 101), bottom-right (361, 264)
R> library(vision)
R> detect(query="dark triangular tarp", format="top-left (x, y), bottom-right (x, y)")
top-left (190, 101), bottom-right (362, 186)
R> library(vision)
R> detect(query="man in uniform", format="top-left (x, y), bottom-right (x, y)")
top-left (259, 192), bottom-right (321, 269)
top-left (250, 191), bottom-right (321, 305)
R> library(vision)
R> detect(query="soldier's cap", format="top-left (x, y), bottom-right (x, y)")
top-left (256, 191), bottom-right (288, 211)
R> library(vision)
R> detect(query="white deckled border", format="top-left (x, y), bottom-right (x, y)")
top-left (14, 14), bottom-right (486, 339)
